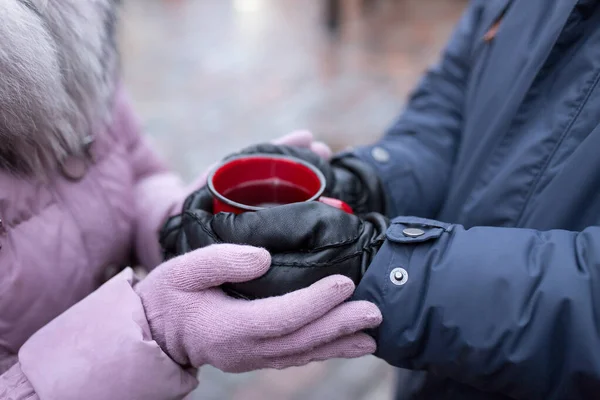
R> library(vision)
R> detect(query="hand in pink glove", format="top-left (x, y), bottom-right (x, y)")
top-left (135, 244), bottom-right (382, 372)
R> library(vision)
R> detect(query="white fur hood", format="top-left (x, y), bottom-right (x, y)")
top-left (0, 0), bottom-right (120, 176)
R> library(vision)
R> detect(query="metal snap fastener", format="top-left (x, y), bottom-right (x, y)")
top-left (390, 268), bottom-right (408, 286)
top-left (371, 147), bottom-right (390, 163)
top-left (403, 227), bottom-right (425, 238)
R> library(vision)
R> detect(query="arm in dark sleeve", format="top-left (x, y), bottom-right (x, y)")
top-left (353, 1), bottom-right (484, 218)
top-left (354, 216), bottom-right (600, 400)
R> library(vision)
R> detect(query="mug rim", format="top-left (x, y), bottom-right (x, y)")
top-left (207, 153), bottom-right (327, 212)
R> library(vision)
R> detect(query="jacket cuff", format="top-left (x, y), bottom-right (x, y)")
top-left (134, 173), bottom-right (186, 269)
top-left (353, 216), bottom-right (451, 367)
top-left (19, 269), bottom-right (198, 400)
top-left (0, 362), bottom-right (38, 400)
top-left (352, 144), bottom-right (412, 218)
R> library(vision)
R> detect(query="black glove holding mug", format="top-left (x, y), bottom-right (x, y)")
top-left (160, 142), bottom-right (390, 299)
top-left (160, 187), bottom-right (389, 299)
top-left (233, 144), bottom-right (388, 215)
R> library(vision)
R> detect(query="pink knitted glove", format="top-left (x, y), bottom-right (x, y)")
top-left (135, 244), bottom-right (381, 372)
top-left (273, 130), bottom-right (332, 159)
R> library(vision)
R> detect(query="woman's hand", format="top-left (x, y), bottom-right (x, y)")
top-left (135, 244), bottom-right (382, 372)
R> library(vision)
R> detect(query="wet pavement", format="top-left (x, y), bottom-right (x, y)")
top-left (118, 0), bottom-right (465, 398)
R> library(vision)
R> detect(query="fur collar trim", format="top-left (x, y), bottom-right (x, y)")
top-left (0, 0), bottom-right (120, 176)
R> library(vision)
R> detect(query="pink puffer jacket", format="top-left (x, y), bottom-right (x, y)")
top-left (0, 86), bottom-right (197, 399)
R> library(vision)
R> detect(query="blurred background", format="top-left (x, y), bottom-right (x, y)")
top-left (118, 0), bottom-right (465, 398)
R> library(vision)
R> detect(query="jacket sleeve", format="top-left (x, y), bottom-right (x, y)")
top-left (9, 269), bottom-right (197, 400)
top-left (0, 363), bottom-right (37, 400)
top-left (112, 86), bottom-right (187, 269)
top-left (353, 216), bottom-right (600, 400)
top-left (352, 1), bottom-right (484, 218)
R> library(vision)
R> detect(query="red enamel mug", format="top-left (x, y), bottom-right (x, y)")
top-left (207, 154), bottom-right (353, 214)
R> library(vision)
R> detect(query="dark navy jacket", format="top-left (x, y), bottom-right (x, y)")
top-left (352, 0), bottom-right (600, 398)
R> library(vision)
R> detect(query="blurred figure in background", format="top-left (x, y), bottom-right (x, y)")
top-left (0, 1), bottom-right (382, 399)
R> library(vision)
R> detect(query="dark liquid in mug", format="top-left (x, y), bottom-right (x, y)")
top-left (222, 179), bottom-right (313, 208)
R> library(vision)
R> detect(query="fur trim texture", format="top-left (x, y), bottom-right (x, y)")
top-left (0, 0), bottom-right (121, 175)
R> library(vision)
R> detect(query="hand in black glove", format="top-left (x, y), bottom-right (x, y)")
top-left (159, 142), bottom-right (337, 260)
top-left (160, 192), bottom-right (389, 299)
top-left (232, 143), bottom-right (387, 215)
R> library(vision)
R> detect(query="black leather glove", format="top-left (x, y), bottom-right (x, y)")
top-left (160, 190), bottom-right (389, 299)
top-left (232, 144), bottom-right (387, 215)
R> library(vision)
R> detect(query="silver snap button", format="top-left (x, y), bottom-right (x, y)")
top-left (371, 147), bottom-right (390, 163)
top-left (403, 227), bottom-right (425, 238)
top-left (390, 268), bottom-right (408, 286)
